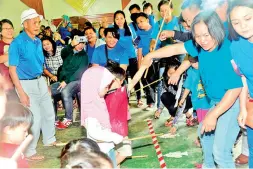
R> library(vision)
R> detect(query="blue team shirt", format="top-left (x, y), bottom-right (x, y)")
top-left (137, 27), bottom-right (154, 56)
top-left (184, 67), bottom-right (211, 109)
top-left (231, 37), bottom-right (253, 98)
top-left (9, 31), bottom-right (44, 79)
top-left (151, 16), bottom-right (180, 48)
top-left (86, 44), bottom-right (95, 64)
top-left (91, 43), bottom-right (129, 66)
top-left (59, 27), bottom-right (71, 40)
top-left (184, 39), bottom-right (242, 102)
top-left (118, 29), bottom-right (136, 59)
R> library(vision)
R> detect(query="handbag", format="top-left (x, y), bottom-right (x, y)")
top-left (246, 98), bottom-right (253, 128)
top-left (104, 45), bottom-right (120, 68)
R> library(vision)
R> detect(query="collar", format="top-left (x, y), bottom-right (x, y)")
top-left (21, 31), bottom-right (39, 43)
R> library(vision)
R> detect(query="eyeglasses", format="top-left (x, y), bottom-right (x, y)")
top-left (2, 28), bottom-right (13, 31)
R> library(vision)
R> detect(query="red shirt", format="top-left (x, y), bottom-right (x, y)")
top-left (0, 40), bottom-right (13, 89)
top-left (105, 87), bottom-right (128, 137)
top-left (0, 142), bottom-right (29, 168)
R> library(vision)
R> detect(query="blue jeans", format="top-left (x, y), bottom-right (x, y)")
top-left (50, 81), bottom-right (80, 120)
top-left (157, 67), bottom-right (165, 109)
top-left (198, 99), bottom-right (240, 168)
top-left (247, 127), bottom-right (253, 169)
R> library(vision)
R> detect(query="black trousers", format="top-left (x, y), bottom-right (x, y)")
top-left (141, 61), bottom-right (159, 105)
top-left (127, 58), bottom-right (141, 100)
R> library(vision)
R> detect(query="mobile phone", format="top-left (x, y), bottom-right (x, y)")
top-left (74, 36), bottom-right (88, 43)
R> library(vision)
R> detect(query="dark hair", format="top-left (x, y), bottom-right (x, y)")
top-left (0, 19), bottom-right (14, 33)
top-left (0, 102), bottom-right (33, 131)
top-left (70, 28), bottom-right (83, 40)
top-left (188, 55), bottom-right (198, 63)
top-left (104, 27), bottom-right (120, 40)
top-left (98, 27), bottom-right (105, 39)
top-left (41, 36), bottom-right (57, 57)
top-left (191, 11), bottom-right (225, 52)
top-left (158, 0), bottom-right (173, 11)
top-left (129, 4), bottom-right (141, 12)
top-left (114, 10), bottom-right (132, 37)
top-left (178, 13), bottom-right (185, 23)
top-left (136, 12), bottom-right (149, 22)
top-left (106, 66), bottom-right (126, 80)
top-left (60, 138), bottom-right (100, 159)
top-left (84, 21), bottom-right (92, 27)
top-left (84, 26), bottom-right (96, 34)
top-left (60, 149), bottom-right (113, 169)
top-left (45, 26), bottom-right (51, 30)
top-left (181, 0), bottom-right (201, 10)
top-left (143, 1), bottom-right (153, 11)
top-left (166, 57), bottom-right (181, 70)
top-left (228, 0), bottom-right (253, 41)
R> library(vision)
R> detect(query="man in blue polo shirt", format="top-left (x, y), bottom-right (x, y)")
top-left (9, 8), bottom-right (57, 161)
top-left (91, 27), bottom-right (129, 70)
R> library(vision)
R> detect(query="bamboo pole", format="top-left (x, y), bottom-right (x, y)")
top-left (144, 0), bottom-right (173, 78)
top-left (127, 155), bottom-right (148, 159)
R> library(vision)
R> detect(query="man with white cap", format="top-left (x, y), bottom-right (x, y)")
top-left (8, 8), bottom-right (57, 161)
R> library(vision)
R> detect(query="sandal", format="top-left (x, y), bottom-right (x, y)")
top-left (137, 99), bottom-right (143, 108)
top-left (165, 117), bottom-right (174, 127)
top-left (235, 154), bottom-right (248, 165)
top-left (25, 154), bottom-right (44, 162)
top-left (154, 109), bottom-right (162, 119)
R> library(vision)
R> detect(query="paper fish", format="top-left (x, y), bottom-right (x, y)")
top-left (159, 133), bottom-right (180, 139)
top-left (164, 151), bottom-right (188, 158)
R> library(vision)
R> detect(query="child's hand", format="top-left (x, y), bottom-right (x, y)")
top-left (168, 72), bottom-right (180, 85)
top-left (178, 99), bottom-right (185, 107)
top-left (159, 30), bottom-right (174, 41)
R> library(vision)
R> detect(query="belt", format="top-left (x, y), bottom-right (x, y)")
top-left (20, 75), bottom-right (42, 80)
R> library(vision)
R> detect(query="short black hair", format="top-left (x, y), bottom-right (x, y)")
top-left (114, 10), bottom-right (132, 36)
top-left (104, 27), bottom-right (120, 40)
top-left (106, 66), bottom-right (126, 80)
top-left (158, 0), bottom-right (173, 11)
top-left (41, 36), bottom-right (57, 57)
top-left (70, 28), bottom-right (83, 40)
top-left (0, 102), bottom-right (33, 131)
top-left (143, 1), bottom-right (153, 11)
top-left (129, 4), bottom-right (141, 12)
top-left (134, 12), bottom-right (149, 23)
top-left (0, 19), bottom-right (14, 33)
top-left (98, 27), bottom-right (105, 39)
top-left (84, 26), bottom-right (96, 34)
top-left (60, 138), bottom-right (100, 159)
top-left (84, 21), bottom-right (92, 27)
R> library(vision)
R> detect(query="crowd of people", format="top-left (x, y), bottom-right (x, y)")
top-left (0, 0), bottom-right (253, 168)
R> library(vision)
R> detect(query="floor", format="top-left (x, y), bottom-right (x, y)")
top-left (30, 96), bottom-right (248, 168)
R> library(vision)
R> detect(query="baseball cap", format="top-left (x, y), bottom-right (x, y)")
top-left (21, 8), bottom-right (43, 25)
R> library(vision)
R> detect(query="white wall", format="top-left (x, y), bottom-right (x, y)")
top-left (86, 0), bottom-right (122, 15)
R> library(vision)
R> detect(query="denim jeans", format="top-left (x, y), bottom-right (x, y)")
top-left (157, 67), bottom-right (165, 108)
top-left (50, 80), bottom-right (80, 120)
top-left (198, 99), bottom-right (240, 168)
top-left (247, 127), bottom-right (253, 169)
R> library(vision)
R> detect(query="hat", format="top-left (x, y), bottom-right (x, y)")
top-left (21, 8), bottom-right (43, 25)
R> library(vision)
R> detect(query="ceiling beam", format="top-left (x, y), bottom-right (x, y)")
top-left (20, 0), bottom-right (45, 18)
top-left (121, 0), bottom-right (131, 10)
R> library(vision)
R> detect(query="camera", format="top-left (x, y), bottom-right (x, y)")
top-left (74, 36), bottom-right (88, 43)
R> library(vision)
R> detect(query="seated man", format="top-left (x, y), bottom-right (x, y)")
top-left (51, 34), bottom-right (89, 129)
top-left (91, 28), bottom-right (129, 70)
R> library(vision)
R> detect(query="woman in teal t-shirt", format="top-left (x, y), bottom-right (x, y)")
top-left (229, 0), bottom-right (253, 167)
top-left (142, 11), bottom-right (242, 168)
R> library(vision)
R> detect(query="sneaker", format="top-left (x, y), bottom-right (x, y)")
top-left (56, 122), bottom-right (67, 130)
top-left (62, 118), bottom-right (72, 127)
top-left (55, 120), bottom-right (60, 127)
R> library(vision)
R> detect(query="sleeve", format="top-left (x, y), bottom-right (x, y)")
top-left (174, 31), bottom-right (193, 42)
top-left (61, 44), bottom-right (73, 60)
top-left (67, 53), bottom-right (89, 83)
top-left (129, 23), bottom-right (137, 40)
top-left (148, 14), bottom-right (156, 27)
top-left (151, 22), bottom-right (159, 40)
top-left (184, 40), bottom-right (199, 57)
top-left (120, 50), bottom-right (129, 65)
top-left (91, 47), bottom-right (102, 65)
top-left (85, 118), bottom-right (123, 144)
top-left (8, 40), bottom-right (20, 66)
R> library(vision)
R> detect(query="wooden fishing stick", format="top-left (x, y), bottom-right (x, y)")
top-left (129, 133), bottom-right (164, 141)
top-left (131, 77), bottom-right (164, 95)
top-left (11, 134), bottom-right (33, 161)
top-left (144, 0), bottom-right (173, 78)
top-left (127, 155), bottom-right (148, 159)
